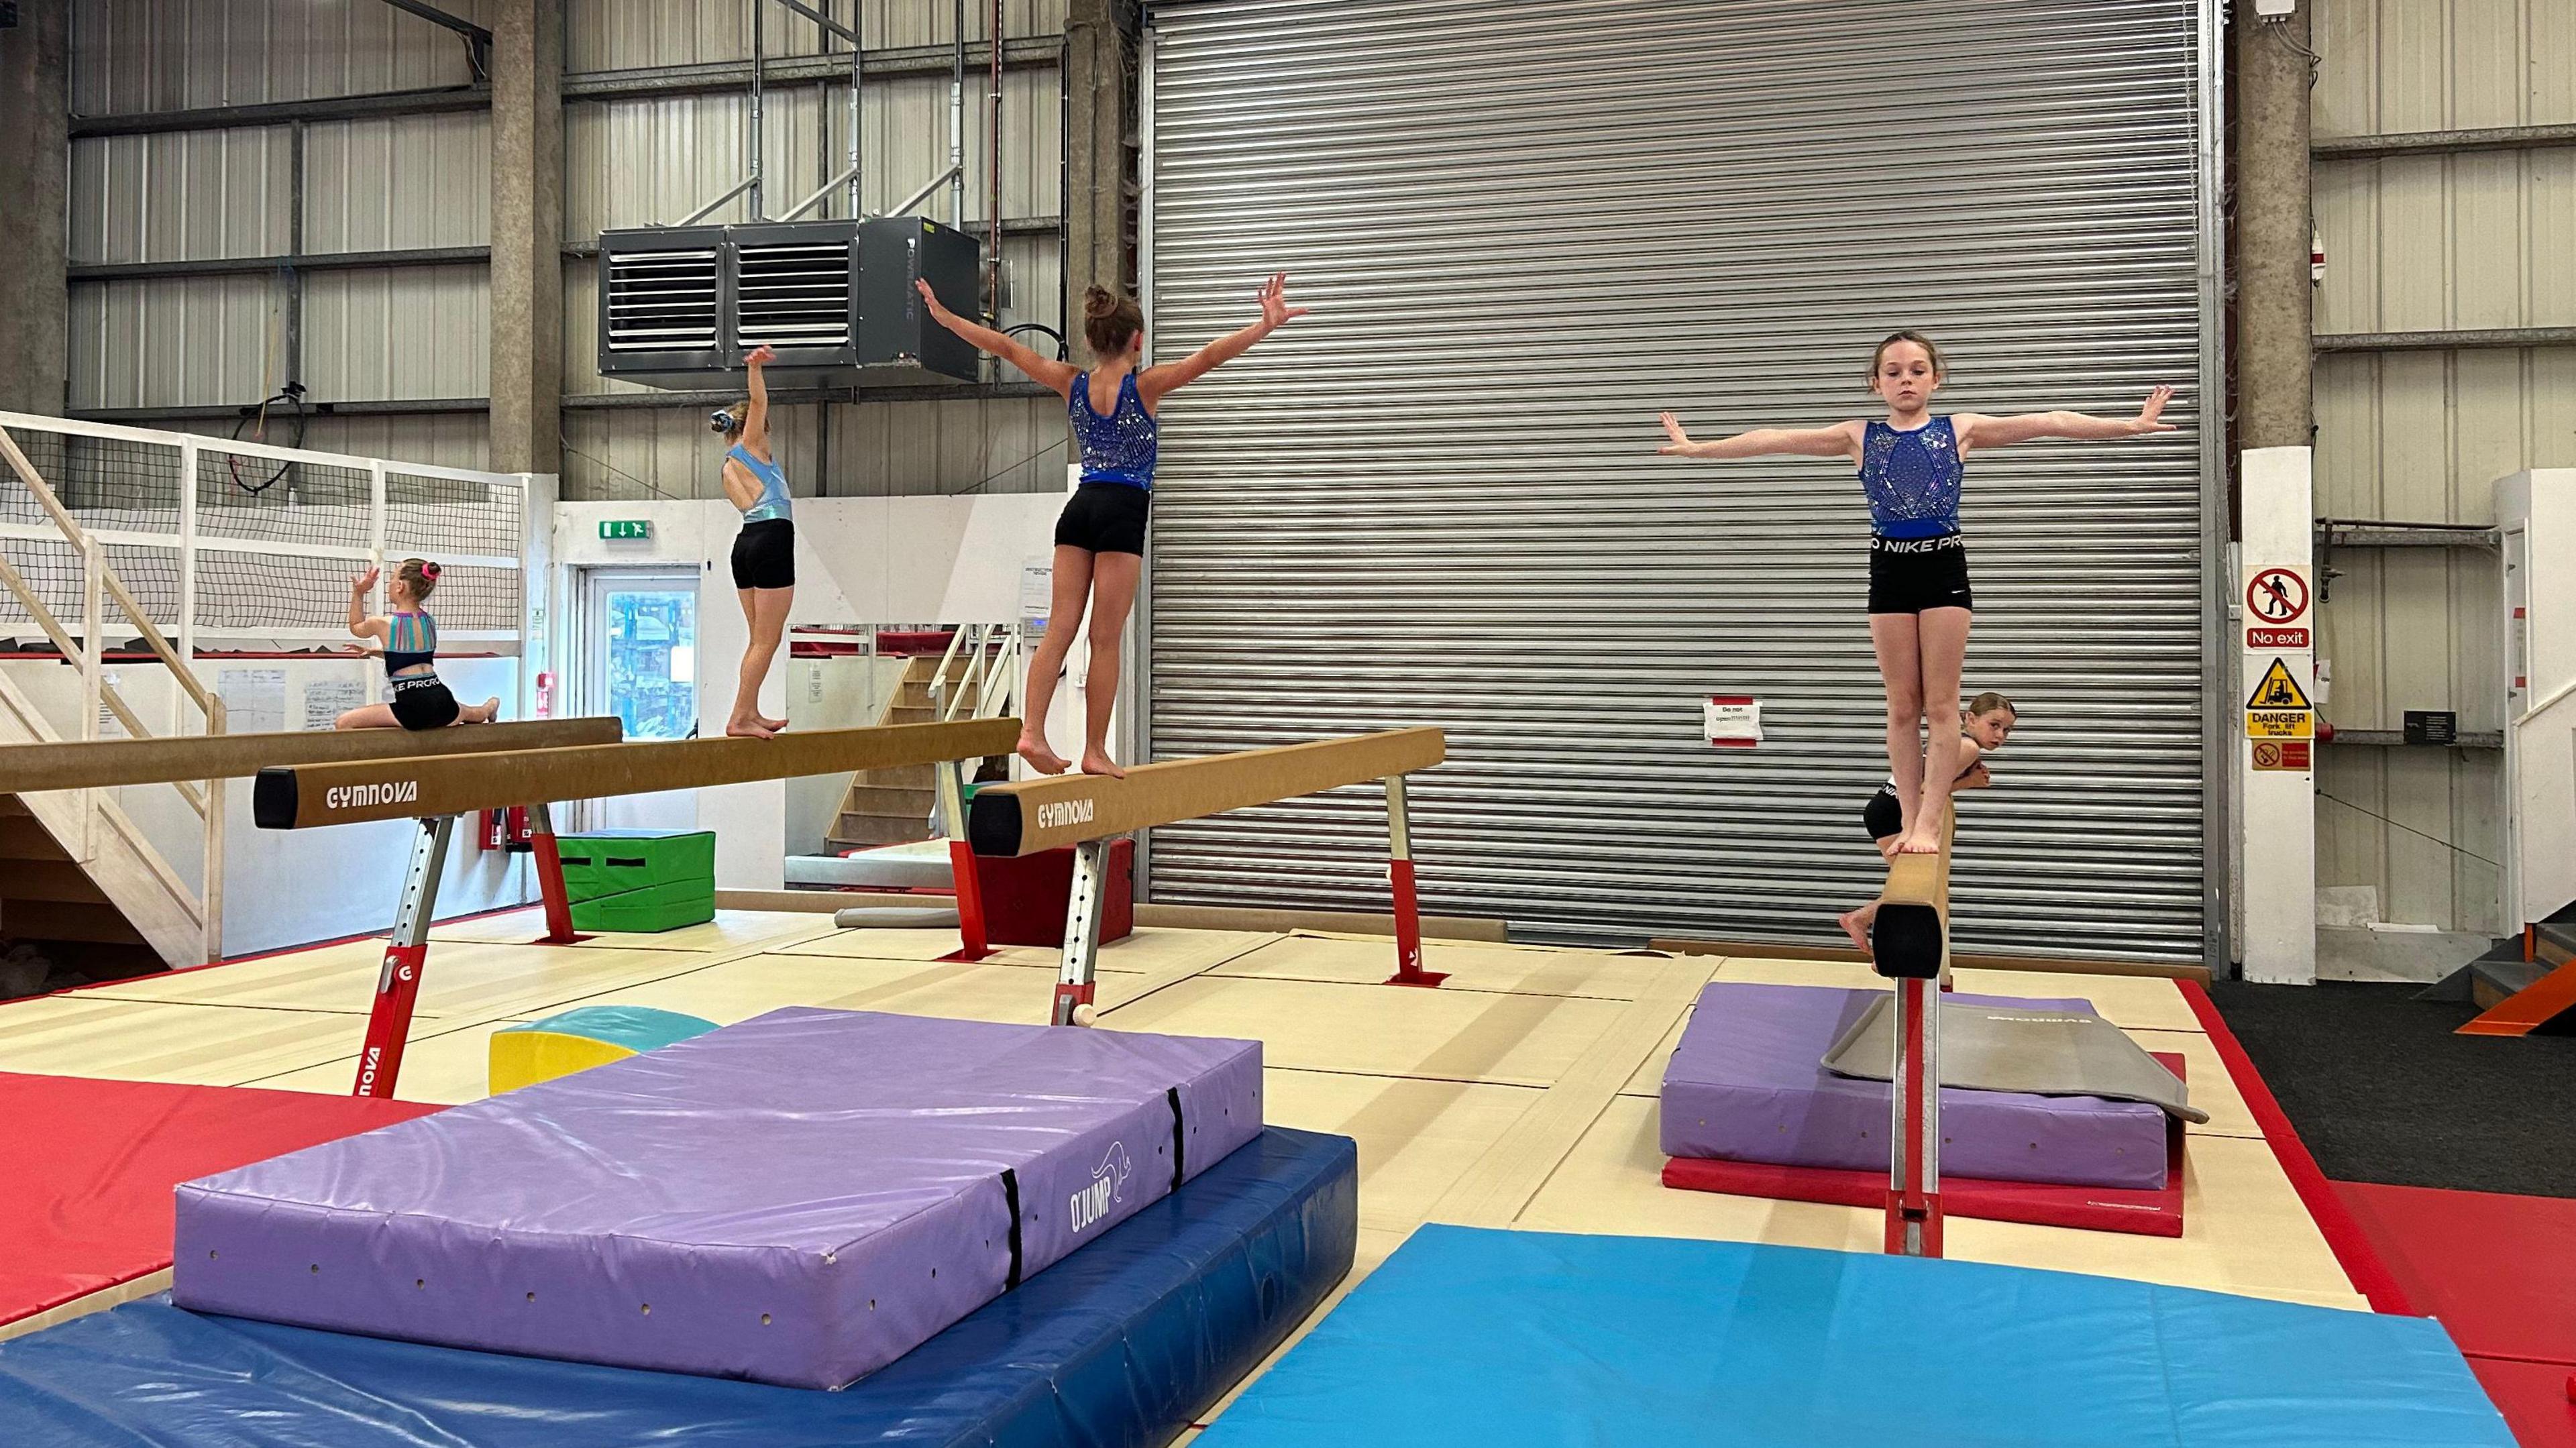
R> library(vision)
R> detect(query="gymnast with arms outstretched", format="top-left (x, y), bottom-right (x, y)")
top-left (1837, 691), bottom-right (2016, 954)
top-left (916, 273), bottom-right (1306, 777)
top-left (333, 559), bottom-right (500, 730)
top-left (1658, 331), bottom-right (2170, 854)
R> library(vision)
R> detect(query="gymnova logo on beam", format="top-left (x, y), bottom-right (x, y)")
top-left (1069, 1141), bottom-right (1132, 1233)
top-left (1036, 798), bottom-right (1095, 830)
top-left (327, 780), bottom-right (421, 810)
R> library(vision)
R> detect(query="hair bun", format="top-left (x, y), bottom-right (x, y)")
top-left (420, 561), bottom-right (440, 579)
top-left (1083, 285), bottom-right (1118, 320)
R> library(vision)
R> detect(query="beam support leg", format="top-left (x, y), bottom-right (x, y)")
top-left (1884, 974), bottom-right (1944, 1257)
top-left (353, 814), bottom-right (456, 1099)
top-left (1381, 773), bottom-right (1448, 987)
top-left (938, 760), bottom-right (994, 962)
top-left (525, 800), bottom-right (585, 944)
top-left (1052, 838), bottom-right (1110, 1025)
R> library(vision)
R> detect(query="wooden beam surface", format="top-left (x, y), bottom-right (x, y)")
top-left (1870, 805), bottom-right (1954, 979)
top-left (254, 718), bottom-right (1020, 828)
top-left (965, 728), bottom-right (1445, 858)
top-left (1, 717), bottom-right (625, 795)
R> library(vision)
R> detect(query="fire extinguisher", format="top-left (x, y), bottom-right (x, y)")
top-left (535, 670), bottom-right (553, 719)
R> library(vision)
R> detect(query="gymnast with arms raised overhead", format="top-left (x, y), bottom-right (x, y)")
top-left (333, 559), bottom-right (500, 730)
top-left (916, 272), bottom-right (1306, 777)
top-left (1658, 331), bottom-right (2170, 854)
top-left (1837, 691), bottom-right (2016, 955)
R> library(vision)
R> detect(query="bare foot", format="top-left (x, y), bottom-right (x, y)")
top-left (759, 714), bottom-right (789, 732)
top-left (1839, 909), bottom-right (1873, 956)
top-left (1079, 750), bottom-right (1126, 779)
top-left (725, 717), bottom-right (777, 739)
top-left (1896, 823), bottom-right (1942, 854)
top-left (1017, 732), bottom-right (1071, 775)
top-left (476, 696), bottom-right (501, 723)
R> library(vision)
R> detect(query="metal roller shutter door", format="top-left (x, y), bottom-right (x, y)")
top-left (1140, 0), bottom-right (2220, 962)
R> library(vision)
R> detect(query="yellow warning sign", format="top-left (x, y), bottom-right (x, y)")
top-left (2245, 657), bottom-right (2312, 711)
top-left (2247, 710), bottom-right (2313, 739)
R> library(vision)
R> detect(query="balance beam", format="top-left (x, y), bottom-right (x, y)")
top-left (1870, 803), bottom-right (1955, 1260)
top-left (963, 728), bottom-right (1449, 1024)
top-left (262, 716), bottom-right (1020, 1101)
top-left (966, 728), bottom-right (1446, 858)
top-left (253, 718), bottom-right (1021, 829)
top-left (0, 716), bottom-right (623, 795)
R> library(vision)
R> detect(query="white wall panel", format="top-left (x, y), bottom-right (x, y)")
top-left (72, 0), bottom-right (496, 115)
top-left (69, 127), bottom-right (291, 264)
top-left (301, 265), bottom-right (491, 401)
top-left (304, 112), bottom-right (494, 252)
top-left (68, 275), bottom-right (283, 410)
top-left (2308, 0), bottom-right (2576, 931)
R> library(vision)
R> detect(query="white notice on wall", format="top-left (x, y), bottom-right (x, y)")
top-left (302, 677), bottom-right (366, 731)
top-left (1020, 559), bottom-right (1054, 625)
top-left (218, 668), bottom-right (288, 736)
top-left (95, 669), bottom-right (125, 738)
top-left (1705, 695), bottom-right (1763, 748)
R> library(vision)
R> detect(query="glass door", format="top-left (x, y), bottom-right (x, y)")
top-left (576, 569), bottom-right (700, 831)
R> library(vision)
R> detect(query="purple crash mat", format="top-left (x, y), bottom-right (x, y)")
top-left (1658, 983), bottom-right (2169, 1190)
top-left (172, 1007), bottom-right (1263, 1389)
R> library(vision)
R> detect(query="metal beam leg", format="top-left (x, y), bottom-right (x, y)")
top-left (352, 814), bottom-right (455, 1099)
top-left (1052, 838), bottom-right (1110, 1025)
top-left (1381, 773), bottom-right (1447, 987)
top-left (938, 761), bottom-right (994, 962)
top-left (1884, 975), bottom-right (1944, 1256)
top-left (526, 799), bottom-right (584, 944)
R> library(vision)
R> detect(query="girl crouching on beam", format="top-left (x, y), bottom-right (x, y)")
top-left (1657, 331), bottom-right (2171, 854)
top-left (1838, 691), bottom-right (2017, 955)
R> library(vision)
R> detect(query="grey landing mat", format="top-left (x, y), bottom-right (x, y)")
top-left (1822, 995), bottom-right (2210, 1125)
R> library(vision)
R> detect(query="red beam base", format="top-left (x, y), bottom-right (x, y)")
top-left (1383, 858), bottom-right (1448, 987)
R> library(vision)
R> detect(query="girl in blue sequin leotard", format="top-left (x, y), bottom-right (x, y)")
top-left (1657, 331), bottom-right (2172, 856)
top-left (917, 273), bottom-right (1305, 777)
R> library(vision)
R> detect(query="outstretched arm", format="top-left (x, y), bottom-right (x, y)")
top-left (739, 344), bottom-right (777, 453)
top-left (1955, 387), bottom-right (2175, 451)
top-left (914, 280), bottom-right (1079, 394)
top-left (1658, 413), bottom-right (1862, 462)
top-left (345, 569), bottom-right (386, 643)
top-left (1138, 273), bottom-right (1306, 405)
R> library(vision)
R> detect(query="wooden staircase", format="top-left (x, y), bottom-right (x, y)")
top-left (0, 673), bottom-right (207, 985)
top-left (824, 653), bottom-right (996, 851)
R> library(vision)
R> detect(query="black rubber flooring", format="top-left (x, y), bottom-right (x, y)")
top-left (2204, 979), bottom-right (2576, 1199)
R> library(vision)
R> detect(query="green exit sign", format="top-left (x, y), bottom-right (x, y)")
top-left (599, 519), bottom-right (653, 541)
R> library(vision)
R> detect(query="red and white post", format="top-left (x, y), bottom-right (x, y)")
top-left (1382, 773), bottom-right (1447, 988)
top-left (1051, 837), bottom-right (1112, 1025)
top-left (352, 814), bottom-right (456, 1099)
top-left (1884, 973), bottom-right (1944, 1257)
top-left (938, 760), bottom-right (994, 962)
top-left (526, 800), bottom-right (584, 944)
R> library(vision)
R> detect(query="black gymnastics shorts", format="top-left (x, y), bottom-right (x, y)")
top-left (1868, 533), bottom-right (1974, 615)
top-left (1055, 482), bottom-right (1152, 555)
top-left (1862, 787), bottom-right (1904, 844)
top-left (388, 675), bottom-right (460, 731)
top-left (731, 518), bottom-right (796, 590)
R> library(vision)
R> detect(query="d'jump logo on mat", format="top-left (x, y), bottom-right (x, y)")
top-left (326, 779), bottom-right (421, 812)
top-left (1070, 1141), bottom-right (1133, 1233)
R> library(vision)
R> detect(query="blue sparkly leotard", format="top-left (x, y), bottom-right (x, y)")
top-left (1071, 371), bottom-right (1159, 488)
top-left (1858, 416), bottom-right (1964, 539)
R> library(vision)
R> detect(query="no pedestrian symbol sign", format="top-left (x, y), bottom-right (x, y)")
top-left (2246, 568), bottom-right (2308, 626)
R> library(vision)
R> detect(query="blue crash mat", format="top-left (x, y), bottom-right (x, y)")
top-left (1199, 1225), bottom-right (2513, 1448)
top-left (0, 1127), bottom-right (1356, 1447)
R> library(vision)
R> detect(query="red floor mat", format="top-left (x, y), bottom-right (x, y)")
top-left (2464, 1356), bottom-right (2576, 1448)
top-left (1663, 1054), bottom-right (2186, 1238)
top-left (0, 1072), bottom-right (442, 1327)
top-left (2337, 1180), bottom-right (2576, 1366)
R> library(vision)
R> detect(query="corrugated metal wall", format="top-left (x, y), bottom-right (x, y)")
top-left (2311, 0), bottom-right (2576, 932)
top-left (1144, 0), bottom-right (2218, 960)
top-left (66, 0), bottom-right (1073, 504)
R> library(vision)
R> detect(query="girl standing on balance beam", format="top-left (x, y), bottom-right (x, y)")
top-left (916, 274), bottom-right (1307, 777)
top-left (715, 343), bottom-right (794, 740)
top-left (334, 559), bottom-right (500, 730)
top-left (1657, 331), bottom-right (2171, 853)
top-left (1838, 691), bottom-right (2016, 954)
